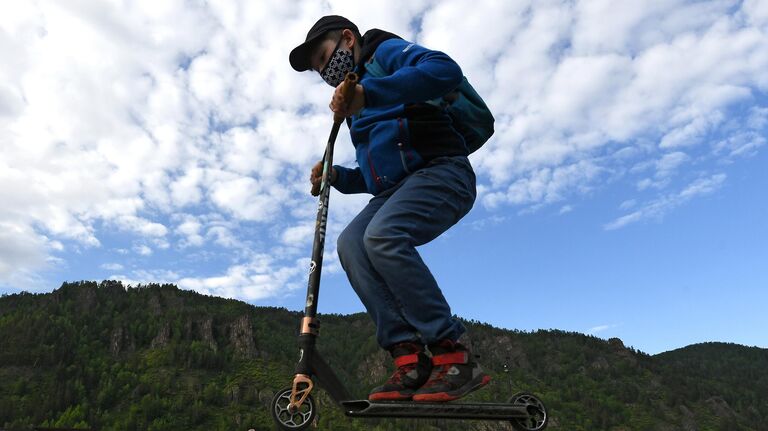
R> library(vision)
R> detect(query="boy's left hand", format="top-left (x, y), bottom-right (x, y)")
top-left (330, 83), bottom-right (365, 118)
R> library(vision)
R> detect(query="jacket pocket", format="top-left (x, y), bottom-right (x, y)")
top-left (364, 118), bottom-right (425, 193)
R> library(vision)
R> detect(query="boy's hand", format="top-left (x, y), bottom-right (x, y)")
top-left (310, 160), bottom-right (337, 196)
top-left (330, 83), bottom-right (365, 118)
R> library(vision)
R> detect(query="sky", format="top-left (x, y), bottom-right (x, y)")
top-left (1, 0), bottom-right (766, 355)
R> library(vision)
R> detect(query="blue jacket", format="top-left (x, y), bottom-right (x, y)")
top-left (333, 31), bottom-right (467, 195)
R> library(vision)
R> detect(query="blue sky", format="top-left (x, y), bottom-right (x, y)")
top-left (1, 0), bottom-right (767, 355)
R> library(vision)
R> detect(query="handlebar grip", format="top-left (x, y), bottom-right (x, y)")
top-left (333, 72), bottom-right (359, 123)
top-left (310, 175), bottom-right (321, 197)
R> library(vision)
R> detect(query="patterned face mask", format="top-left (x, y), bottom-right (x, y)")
top-left (320, 38), bottom-right (354, 87)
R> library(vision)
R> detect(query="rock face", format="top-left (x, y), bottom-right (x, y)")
top-left (356, 349), bottom-right (390, 384)
top-left (146, 316), bottom-right (236, 354)
top-left (608, 337), bottom-right (625, 349)
top-left (706, 396), bottom-right (736, 418)
top-left (679, 404), bottom-right (698, 431)
top-left (147, 294), bottom-right (163, 316)
top-left (199, 318), bottom-right (218, 353)
top-left (110, 326), bottom-right (135, 355)
top-left (230, 315), bottom-right (257, 358)
top-left (609, 337), bottom-right (637, 365)
top-left (461, 333), bottom-right (531, 371)
top-left (110, 327), bottom-right (124, 355)
top-left (151, 323), bottom-right (171, 349)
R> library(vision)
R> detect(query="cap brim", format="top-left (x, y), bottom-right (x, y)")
top-left (289, 40), bottom-right (315, 72)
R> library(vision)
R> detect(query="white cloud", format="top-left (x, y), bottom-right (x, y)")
top-left (282, 223), bottom-right (315, 246)
top-left (619, 199), bottom-right (637, 211)
top-left (170, 167), bottom-right (204, 207)
top-left (656, 152), bottom-right (690, 176)
top-left (467, 215), bottom-right (508, 231)
top-left (100, 263), bottom-right (124, 271)
top-left (177, 253), bottom-right (305, 301)
top-left (679, 173), bottom-right (728, 199)
top-left (605, 173), bottom-right (727, 230)
top-left (467, 0), bottom-right (766, 210)
top-left (115, 215), bottom-right (168, 237)
top-left (175, 215), bottom-right (205, 247)
top-left (0, 222), bottom-right (48, 281)
top-left (209, 175), bottom-right (289, 222)
top-left (659, 112), bottom-right (725, 149)
top-left (483, 160), bottom-right (603, 208)
top-left (713, 131), bottom-right (766, 158)
top-left (111, 269), bottom-right (182, 288)
top-left (133, 245), bottom-right (153, 256)
top-left (635, 151), bottom-right (691, 190)
top-left (587, 323), bottom-right (619, 335)
top-left (743, 0), bottom-right (768, 27)
top-left (748, 106), bottom-right (768, 129)
top-left (207, 224), bottom-right (242, 249)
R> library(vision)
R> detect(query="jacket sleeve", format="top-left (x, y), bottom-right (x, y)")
top-left (362, 39), bottom-right (463, 108)
top-left (332, 165), bottom-right (368, 194)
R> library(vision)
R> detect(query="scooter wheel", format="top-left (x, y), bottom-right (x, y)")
top-left (271, 387), bottom-right (317, 430)
top-left (508, 392), bottom-right (548, 431)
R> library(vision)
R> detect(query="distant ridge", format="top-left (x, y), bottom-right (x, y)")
top-left (1, 281), bottom-right (766, 430)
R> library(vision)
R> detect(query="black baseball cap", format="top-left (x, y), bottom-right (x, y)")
top-left (289, 15), bottom-right (359, 72)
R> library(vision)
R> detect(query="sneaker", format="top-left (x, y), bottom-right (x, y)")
top-left (412, 339), bottom-right (491, 402)
top-left (368, 341), bottom-right (432, 401)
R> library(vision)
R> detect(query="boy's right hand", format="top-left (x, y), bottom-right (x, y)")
top-left (310, 161), bottom-right (337, 196)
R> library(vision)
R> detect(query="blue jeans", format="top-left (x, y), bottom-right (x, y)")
top-left (337, 155), bottom-right (477, 349)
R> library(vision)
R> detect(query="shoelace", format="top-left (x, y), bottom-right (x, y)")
top-left (421, 364), bottom-right (451, 388)
top-left (387, 363), bottom-right (416, 384)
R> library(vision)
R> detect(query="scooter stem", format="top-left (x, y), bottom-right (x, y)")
top-left (291, 73), bottom-right (358, 411)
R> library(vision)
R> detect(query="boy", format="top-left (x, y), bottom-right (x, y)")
top-left (289, 15), bottom-right (490, 402)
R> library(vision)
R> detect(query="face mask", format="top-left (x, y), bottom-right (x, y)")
top-left (320, 38), bottom-right (354, 87)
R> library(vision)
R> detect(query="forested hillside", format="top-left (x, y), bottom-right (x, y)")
top-left (1, 281), bottom-right (766, 430)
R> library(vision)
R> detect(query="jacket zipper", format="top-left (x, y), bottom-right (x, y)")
top-left (398, 143), bottom-right (411, 174)
top-left (397, 118), bottom-right (411, 174)
top-left (367, 148), bottom-right (383, 191)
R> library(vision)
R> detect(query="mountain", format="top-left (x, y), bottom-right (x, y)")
top-left (1, 281), bottom-right (766, 430)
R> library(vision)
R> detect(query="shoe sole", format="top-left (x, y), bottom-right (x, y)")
top-left (412, 374), bottom-right (491, 402)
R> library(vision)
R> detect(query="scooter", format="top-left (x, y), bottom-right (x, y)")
top-left (270, 73), bottom-right (548, 431)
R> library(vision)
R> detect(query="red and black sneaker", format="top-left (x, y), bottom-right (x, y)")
top-left (368, 342), bottom-right (432, 401)
top-left (412, 339), bottom-right (491, 402)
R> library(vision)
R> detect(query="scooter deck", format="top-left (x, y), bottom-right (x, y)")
top-left (341, 399), bottom-right (532, 420)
